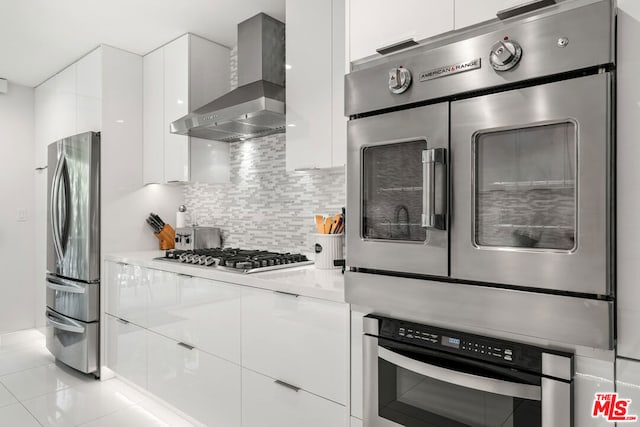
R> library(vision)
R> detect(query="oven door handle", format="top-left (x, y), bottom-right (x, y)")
top-left (421, 148), bottom-right (447, 230)
top-left (378, 346), bottom-right (541, 401)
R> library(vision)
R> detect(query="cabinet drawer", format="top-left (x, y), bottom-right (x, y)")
top-left (147, 331), bottom-right (241, 427)
top-left (105, 314), bottom-right (147, 389)
top-left (242, 368), bottom-right (345, 427)
top-left (148, 275), bottom-right (241, 363)
top-left (242, 289), bottom-right (349, 404)
top-left (105, 261), bottom-right (149, 326)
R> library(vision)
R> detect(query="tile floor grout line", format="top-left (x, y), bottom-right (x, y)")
top-left (0, 330), bottom-right (48, 427)
top-left (0, 382), bottom-right (45, 427)
top-left (0, 356), bottom-right (55, 380)
top-left (16, 400), bottom-right (45, 427)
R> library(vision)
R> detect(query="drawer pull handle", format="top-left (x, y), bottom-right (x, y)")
top-left (376, 38), bottom-right (418, 55)
top-left (274, 380), bottom-right (300, 392)
top-left (116, 318), bottom-right (130, 325)
top-left (46, 312), bottom-right (85, 334)
top-left (177, 273), bottom-right (193, 278)
top-left (177, 342), bottom-right (195, 350)
top-left (274, 290), bottom-right (299, 298)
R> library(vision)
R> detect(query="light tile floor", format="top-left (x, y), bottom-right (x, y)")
top-left (0, 329), bottom-right (196, 427)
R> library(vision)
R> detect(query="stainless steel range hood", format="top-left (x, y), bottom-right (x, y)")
top-left (171, 13), bottom-right (285, 142)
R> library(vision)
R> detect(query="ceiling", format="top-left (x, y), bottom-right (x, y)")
top-left (0, 0), bottom-right (285, 88)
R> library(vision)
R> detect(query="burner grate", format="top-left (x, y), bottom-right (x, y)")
top-left (158, 248), bottom-right (313, 273)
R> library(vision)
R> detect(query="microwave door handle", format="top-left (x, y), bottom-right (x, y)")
top-left (378, 346), bottom-right (541, 401)
top-left (421, 148), bottom-right (447, 230)
top-left (50, 156), bottom-right (64, 262)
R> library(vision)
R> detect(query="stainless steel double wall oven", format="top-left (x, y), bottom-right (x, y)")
top-left (345, 0), bottom-right (615, 425)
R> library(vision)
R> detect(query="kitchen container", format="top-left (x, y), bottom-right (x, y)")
top-left (313, 233), bottom-right (344, 269)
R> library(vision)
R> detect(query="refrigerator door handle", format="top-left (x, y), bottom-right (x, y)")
top-left (59, 157), bottom-right (71, 256)
top-left (50, 155), bottom-right (64, 263)
top-left (46, 312), bottom-right (85, 334)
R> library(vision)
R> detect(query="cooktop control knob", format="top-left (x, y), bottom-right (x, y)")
top-left (489, 40), bottom-right (522, 71)
top-left (388, 67), bottom-right (412, 94)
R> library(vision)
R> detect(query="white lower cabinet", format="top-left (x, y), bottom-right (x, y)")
top-left (242, 288), bottom-right (349, 405)
top-left (147, 330), bottom-right (241, 427)
top-left (574, 356), bottom-right (615, 427)
top-left (104, 261), bottom-right (149, 326)
top-left (616, 358), bottom-right (640, 419)
top-left (105, 261), bottom-right (349, 425)
top-left (350, 311), bottom-right (366, 419)
top-left (105, 314), bottom-right (147, 389)
top-left (242, 368), bottom-right (345, 427)
top-left (147, 275), bottom-right (242, 363)
top-left (350, 417), bottom-right (363, 427)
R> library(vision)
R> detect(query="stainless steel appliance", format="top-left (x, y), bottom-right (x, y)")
top-left (364, 315), bottom-right (573, 426)
top-left (157, 248), bottom-right (313, 273)
top-left (345, 0), bottom-right (615, 349)
top-left (174, 226), bottom-right (221, 251)
top-left (171, 13), bottom-right (286, 142)
top-left (46, 131), bottom-right (100, 375)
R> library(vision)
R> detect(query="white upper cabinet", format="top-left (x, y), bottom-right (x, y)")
top-left (143, 48), bottom-right (165, 184)
top-left (348, 0), bottom-right (454, 62)
top-left (34, 48), bottom-right (103, 168)
top-left (285, 0), bottom-right (347, 171)
top-left (455, 0), bottom-right (527, 29)
top-left (143, 34), bottom-right (230, 184)
top-left (163, 35), bottom-right (190, 183)
top-left (75, 49), bottom-right (102, 135)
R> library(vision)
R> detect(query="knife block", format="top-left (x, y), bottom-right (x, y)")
top-left (154, 224), bottom-right (176, 250)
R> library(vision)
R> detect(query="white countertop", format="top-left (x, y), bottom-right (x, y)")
top-left (104, 251), bottom-right (346, 303)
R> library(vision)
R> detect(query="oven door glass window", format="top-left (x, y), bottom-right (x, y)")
top-left (362, 140), bottom-right (429, 242)
top-left (378, 357), bottom-right (541, 427)
top-left (474, 121), bottom-right (577, 251)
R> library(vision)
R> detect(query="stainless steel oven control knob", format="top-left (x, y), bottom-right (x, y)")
top-left (388, 67), bottom-right (412, 94)
top-left (489, 40), bottom-right (522, 71)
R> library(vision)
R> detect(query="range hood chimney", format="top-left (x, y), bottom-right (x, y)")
top-left (171, 13), bottom-right (285, 142)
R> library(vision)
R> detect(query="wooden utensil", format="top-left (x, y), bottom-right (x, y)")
top-left (324, 217), bottom-right (334, 234)
top-left (315, 215), bottom-right (325, 234)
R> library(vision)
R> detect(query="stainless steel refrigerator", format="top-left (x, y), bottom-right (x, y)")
top-left (46, 131), bottom-right (100, 375)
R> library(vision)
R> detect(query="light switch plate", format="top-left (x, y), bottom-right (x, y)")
top-left (17, 208), bottom-right (27, 222)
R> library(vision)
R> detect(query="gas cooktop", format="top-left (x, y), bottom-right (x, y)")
top-left (156, 248), bottom-right (313, 274)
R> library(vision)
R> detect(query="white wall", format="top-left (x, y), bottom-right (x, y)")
top-left (0, 83), bottom-right (35, 333)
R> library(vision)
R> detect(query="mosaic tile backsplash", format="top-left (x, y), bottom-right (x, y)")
top-left (183, 133), bottom-right (345, 253)
top-left (182, 46), bottom-right (345, 254)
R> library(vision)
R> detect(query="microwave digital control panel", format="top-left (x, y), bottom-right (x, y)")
top-left (398, 327), bottom-right (514, 362)
top-left (375, 315), bottom-right (542, 371)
